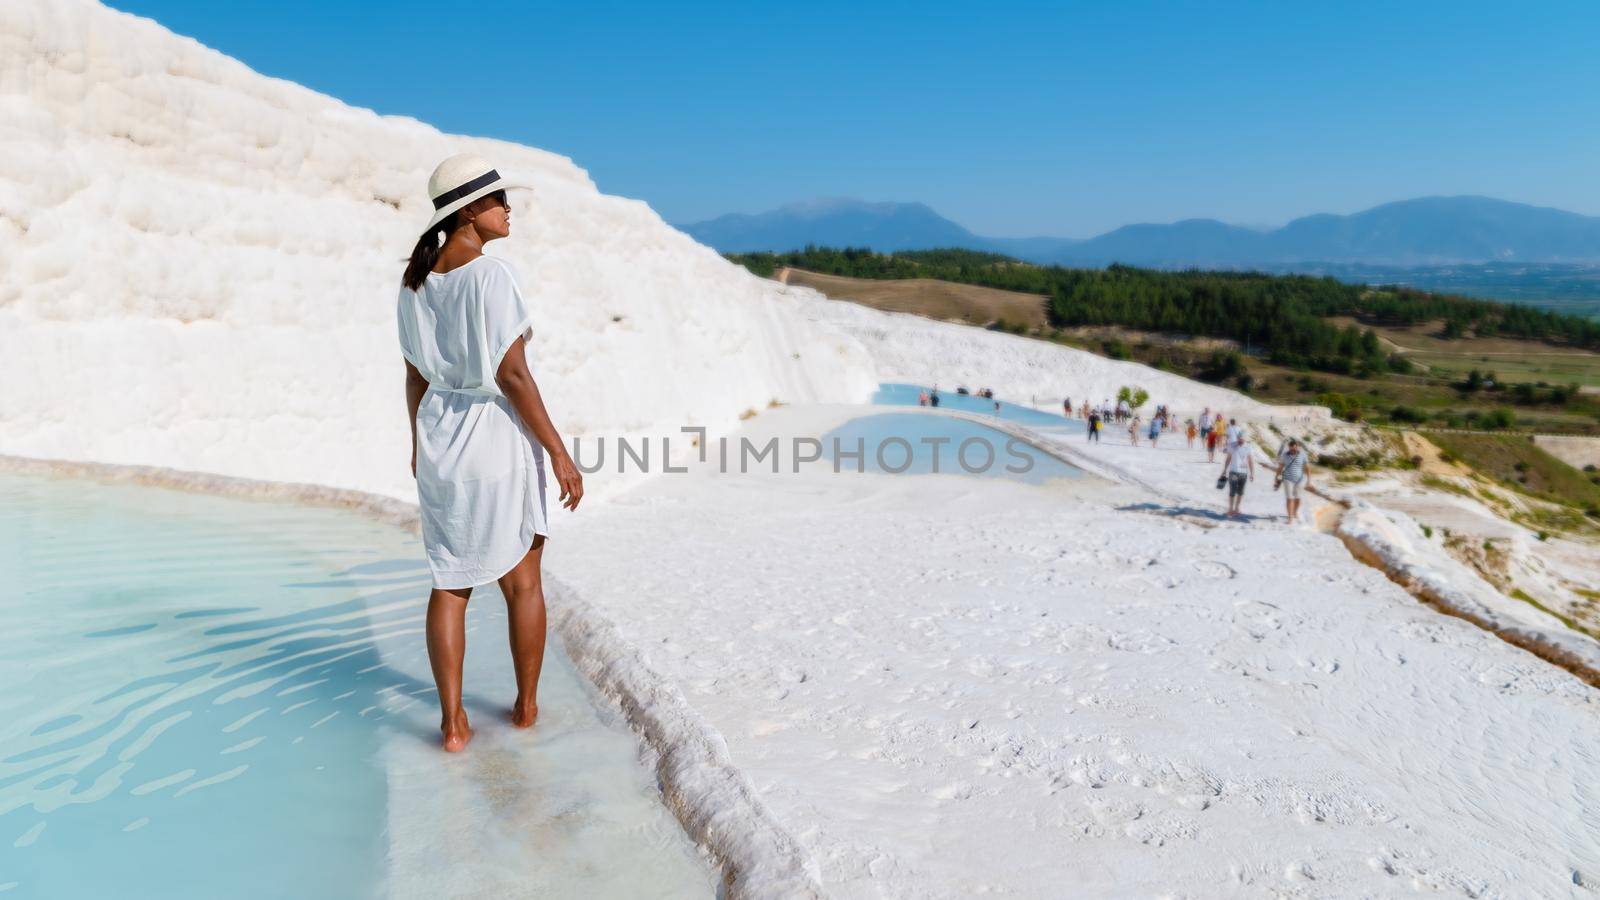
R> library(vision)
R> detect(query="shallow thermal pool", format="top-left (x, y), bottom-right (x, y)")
top-left (0, 473), bottom-right (716, 898)
top-left (872, 382), bottom-right (1085, 435)
top-left (822, 412), bottom-right (1083, 484)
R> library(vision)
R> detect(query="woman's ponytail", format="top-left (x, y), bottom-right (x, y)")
top-left (402, 217), bottom-right (454, 291)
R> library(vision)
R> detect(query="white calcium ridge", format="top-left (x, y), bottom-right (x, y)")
top-left (0, 0), bottom-right (878, 503)
top-left (549, 575), bottom-right (826, 899)
top-left (1336, 500), bottom-right (1600, 676)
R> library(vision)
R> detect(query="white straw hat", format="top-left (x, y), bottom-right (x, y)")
top-left (422, 153), bottom-right (531, 233)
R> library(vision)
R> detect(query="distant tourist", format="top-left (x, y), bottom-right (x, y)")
top-left (1225, 418), bottom-right (1242, 448)
top-left (930, 389), bottom-right (940, 408)
top-left (1220, 435), bottom-right (1255, 517)
top-left (1129, 414), bottom-right (1141, 446)
top-left (1275, 438), bottom-right (1311, 524)
top-left (397, 154), bottom-right (584, 752)
top-left (1148, 414), bottom-right (1161, 447)
top-left (1063, 397), bottom-right (1072, 418)
top-left (1199, 413), bottom-right (1212, 448)
top-left (1185, 419), bottom-right (1197, 448)
top-left (1087, 411), bottom-right (1101, 442)
top-left (918, 390), bottom-right (929, 407)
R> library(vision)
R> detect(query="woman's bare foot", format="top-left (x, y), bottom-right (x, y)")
top-left (510, 696), bottom-right (539, 729)
top-left (441, 711), bottom-right (473, 752)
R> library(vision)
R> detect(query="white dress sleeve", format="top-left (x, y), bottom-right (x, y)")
top-left (396, 287), bottom-right (422, 369)
top-left (478, 258), bottom-right (536, 376)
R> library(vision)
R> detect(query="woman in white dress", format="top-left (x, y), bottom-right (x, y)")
top-left (397, 154), bottom-right (584, 752)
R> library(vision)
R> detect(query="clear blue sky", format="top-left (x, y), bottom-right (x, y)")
top-left (106, 0), bottom-right (1600, 237)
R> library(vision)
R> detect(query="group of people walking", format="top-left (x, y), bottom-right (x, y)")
top-left (1076, 399), bottom-right (1188, 449)
top-left (1068, 397), bottom-right (1137, 424)
top-left (1069, 398), bottom-right (1313, 521)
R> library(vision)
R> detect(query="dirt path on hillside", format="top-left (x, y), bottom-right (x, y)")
top-left (1399, 431), bottom-right (1473, 476)
top-left (779, 268), bottom-right (1051, 329)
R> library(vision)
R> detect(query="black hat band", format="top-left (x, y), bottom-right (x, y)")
top-left (431, 170), bottom-right (501, 210)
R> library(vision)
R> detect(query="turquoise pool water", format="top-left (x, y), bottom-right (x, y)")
top-left (822, 413), bottom-right (1082, 484)
top-left (872, 383), bottom-right (1085, 435)
top-left (0, 473), bottom-right (715, 898)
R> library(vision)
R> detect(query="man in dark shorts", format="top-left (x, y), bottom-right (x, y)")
top-left (1219, 435), bottom-right (1254, 517)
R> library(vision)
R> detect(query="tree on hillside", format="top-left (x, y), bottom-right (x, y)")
top-left (1117, 386), bottom-right (1150, 410)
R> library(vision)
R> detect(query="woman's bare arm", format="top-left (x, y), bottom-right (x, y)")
top-left (495, 337), bottom-right (583, 511)
top-left (405, 360), bottom-right (428, 477)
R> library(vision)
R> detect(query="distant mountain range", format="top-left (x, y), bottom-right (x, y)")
top-left (678, 196), bottom-right (1600, 268)
top-left (680, 199), bottom-right (979, 258)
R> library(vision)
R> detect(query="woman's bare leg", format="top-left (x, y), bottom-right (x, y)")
top-left (500, 536), bottom-right (547, 728)
top-left (426, 586), bottom-right (474, 752)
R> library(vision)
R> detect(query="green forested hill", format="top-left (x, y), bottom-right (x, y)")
top-left (731, 247), bottom-right (1600, 378)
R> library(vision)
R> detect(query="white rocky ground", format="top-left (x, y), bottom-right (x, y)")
top-left (551, 404), bottom-right (1598, 898)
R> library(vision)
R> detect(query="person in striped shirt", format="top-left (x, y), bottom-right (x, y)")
top-left (1275, 438), bottom-right (1312, 523)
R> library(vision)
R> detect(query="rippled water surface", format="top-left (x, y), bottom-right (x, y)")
top-left (0, 473), bottom-right (716, 898)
